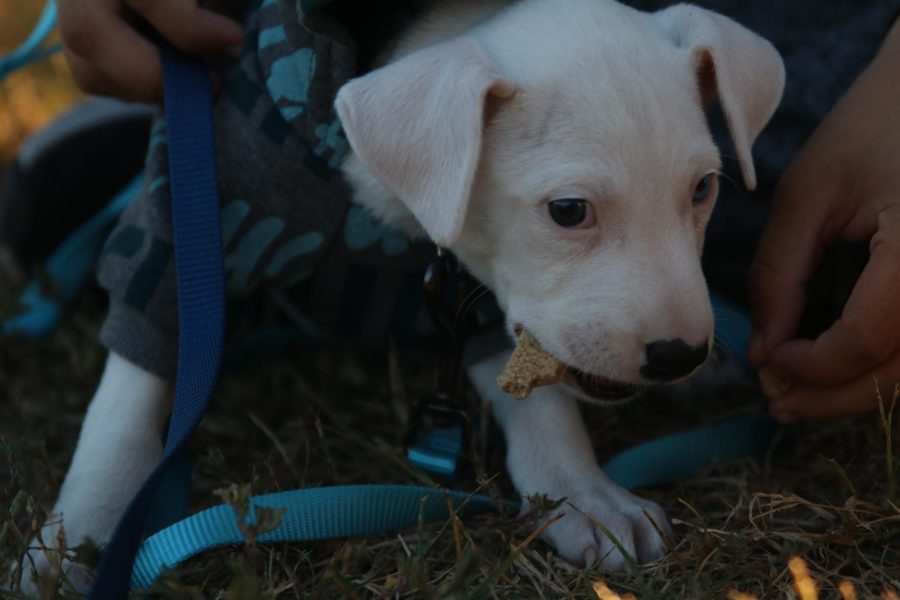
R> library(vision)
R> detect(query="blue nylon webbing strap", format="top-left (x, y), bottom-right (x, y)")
top-left (129, 412), bottom-right (775, 589)
top-left (87, 46), bottom-right (224, 599)
top-left (131, 485), bottom-right (514, 589)
top-left (0, 0), bottom-right (60, 79)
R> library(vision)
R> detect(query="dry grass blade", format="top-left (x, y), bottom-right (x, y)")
top-left (726, 591), bottom-right (759, 600)
top-left (839, 579), bottom-right (858, 600)
top-left (788, 556), bottom-right (818, 600)
top-left (875, 379), bottom-right (898, 502)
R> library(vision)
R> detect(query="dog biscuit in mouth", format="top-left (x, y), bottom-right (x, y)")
top-left (759, 366), bottom-right (792, 398)
top-left (498, 330), bottom-right (567, 399)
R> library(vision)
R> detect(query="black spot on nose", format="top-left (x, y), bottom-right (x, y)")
top-left (641, 339), bottom-right (709, 382)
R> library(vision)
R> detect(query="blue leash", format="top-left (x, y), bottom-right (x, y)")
top-left (130, 413), bottom-right (775, 589)
top-left (132, 485), bottom-right (514, 588)
top-left (87, 46), bottom-right (225, 599)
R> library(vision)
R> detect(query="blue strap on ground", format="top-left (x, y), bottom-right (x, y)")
top-left (130, 412), bottom-right (775, 589)
top-left (0, 0), bottom-right (60, 79)
top-left (87, 46), bottom-right (224, 599)
top-left (132, 485), bottom-right (511, 589)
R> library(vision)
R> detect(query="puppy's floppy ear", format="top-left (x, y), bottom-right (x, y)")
top-left (335, 39), bottom-right (514, 246)
top-left (654, 4), bottom-right (785, 190)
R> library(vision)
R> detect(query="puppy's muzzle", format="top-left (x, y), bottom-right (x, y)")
top-left (640, 339), bottom-right (709, 382)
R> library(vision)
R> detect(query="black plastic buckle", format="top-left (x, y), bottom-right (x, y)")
top-left (404, 248), bottom-right (481, 478)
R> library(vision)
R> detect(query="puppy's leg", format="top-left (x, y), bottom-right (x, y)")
top-left (20, 352), bottom-right (172, 594)
top-left (469, 352), bottom-right (671, 569)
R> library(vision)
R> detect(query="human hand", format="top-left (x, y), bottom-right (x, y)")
top-left (57, 0), bottom-right (246, 103)
top-left (749, 18), bottom-right (900, 422)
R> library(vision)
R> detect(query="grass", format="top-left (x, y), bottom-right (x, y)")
top-left (1, 254), bottom-right (899, 598)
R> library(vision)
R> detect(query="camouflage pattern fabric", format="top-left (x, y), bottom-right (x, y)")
top-left (97, 0), bottom-right (432, 377)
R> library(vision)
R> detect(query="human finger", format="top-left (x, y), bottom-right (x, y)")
top-left (60, 0), bottom-right (165, 101)
top-left (62, 50), bottom-right (121, 97)
top-left (769, 358), bottom-right (900, 422)
top-left (768, 205), bottom-right (900, 385)
top-left (125, 0), bottom-right (244, 56)
top-left (747, 180), bottom-right (826, 364)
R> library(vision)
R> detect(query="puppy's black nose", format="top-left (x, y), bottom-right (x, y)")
top-left (641, 339), bottom-right (709, 382)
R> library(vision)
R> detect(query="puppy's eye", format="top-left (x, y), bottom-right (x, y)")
top-left (549, 198), bottom-right (592, 228)
top-left (692, 174), bottom-right (716, 205)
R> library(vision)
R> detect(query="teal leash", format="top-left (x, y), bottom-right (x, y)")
top-left (132, 485), bottom-right (514, 589)
top-left (132, 289), bottom-right (774, 589)
top-left (131, 413), bottom-right (775, 589)
top-left (130, 287), bottom-right (773, 588)
top-left (0, 0), bottom-right (60, 79)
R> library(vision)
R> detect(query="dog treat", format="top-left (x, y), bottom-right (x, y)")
top-left (498, 330), bottom-right (567, 399)
top-left (759, 366), bottom-right (792, 399)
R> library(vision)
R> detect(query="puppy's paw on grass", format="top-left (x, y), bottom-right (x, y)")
top-left (13, 534), bottom-right (97, 598)
top-left (526, 484), bottom-right (671, 570)
top-left (16, 559), bottom-right (93, 599)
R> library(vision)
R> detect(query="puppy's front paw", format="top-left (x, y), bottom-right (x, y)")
top-left (530, 482), bottom-right (671, 570)
top-left (11, 520), bottom-right (96, 598)
top-left (15, 548), bottom-right (94, 599)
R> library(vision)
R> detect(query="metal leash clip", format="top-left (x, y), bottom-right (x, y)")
top-left (403, 247), bottom-right (483, 479)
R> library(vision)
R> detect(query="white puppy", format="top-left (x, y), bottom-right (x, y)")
top-left (337, 0), bottom-right (783, 566)
top-left (24, 0), bottom-right (783, 590)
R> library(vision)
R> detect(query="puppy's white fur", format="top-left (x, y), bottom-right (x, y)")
top-left (23, 0), bottom-right (783, 591)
